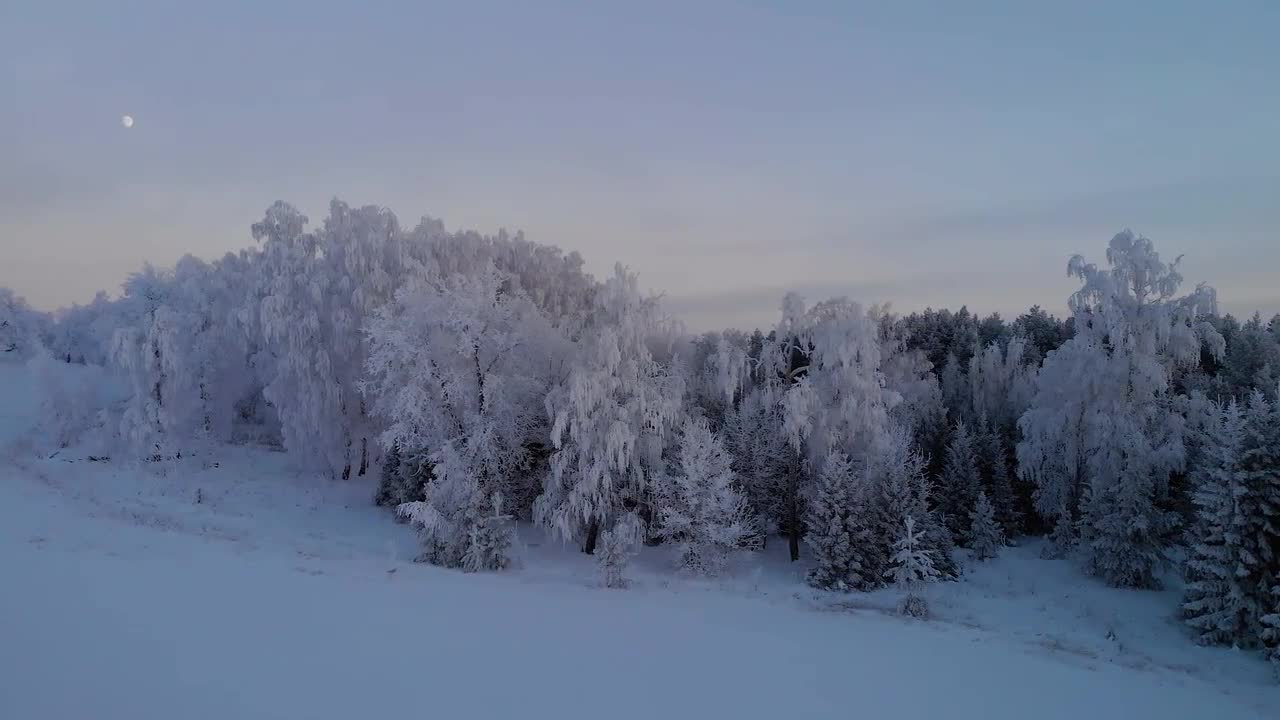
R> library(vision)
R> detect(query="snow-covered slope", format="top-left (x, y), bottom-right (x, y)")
top-left (1, 359), bottom-right (1276, 719)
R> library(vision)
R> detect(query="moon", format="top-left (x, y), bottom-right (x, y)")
top-left (121, 115), bottom-right (134, 129)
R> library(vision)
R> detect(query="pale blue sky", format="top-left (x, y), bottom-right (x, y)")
top-left (3, 1), bottom-right (1277, 330)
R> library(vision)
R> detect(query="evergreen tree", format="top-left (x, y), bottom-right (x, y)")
top-left (1241, 391), bottom-right (1280, 615)
top-left (461, 495), bottom-right (518, 572)
top-left (940, 353), bottom-right (971, 424)
top-left (805, 452), bottom-right (874, 591)
top-left (886, 516), bottom-right (940, 618)
top-left (596, 514), bottom-right (643, 589)
top-left (969, 491), bottom-right (1004, 561)
top-left (941, 421), bottom-right (981, 542)
top-left (374, 444), bottom-right (429, 509)
top-left (1262, 575), bottom-right (1280, 674)
top-left (975, 417), bottom-right (1020, 535)
top-left (873, 425), bottom-right (957, 581)
top-left (1082, 463), bottom-right (1178, 589)
top-left (656, 419), bottom-right (754, 576)
top-left (1183, 400), bottom-right (1255, 645)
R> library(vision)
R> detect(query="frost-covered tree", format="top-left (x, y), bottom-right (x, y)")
top-left (872, 424), bottom-right (957, 582)
top-left (596, 512), bottom-right (643, 588)
top-left (886, 516), bottom-right (940, 618)
top-left (655, 418), bottom-right (753, 576)
top-left (761, 294), bottom-right (900, 561)
top-left (776, 297), bottom-right (899, 464)
top-left (109, 266), bottom-right (180, 458)
top-left (970, 338), bottom-right (1034, 435)
top-left (28, 348), bottom-right (122, 452)
top-left (537, 265), bottom-right (684, 554)
top-left (880, 321), bottom-right (947, 463)
top-left (682, 331), bottom-right (753, 429)
top-left (1241, 391), bottom-right (1280, 620)
top-left (373, 444), bottom-right (428, 510)
top-left (1263, 579), bottom-right (1280, 674)
top-left (248, 201), bottom-right (422, 478)
top-left (1183, 399), bottom-right (1255, 645)
top-left (1018, 230), bottom-right (1222, 588)
top-left (941, 421), bottom-right (981, 542)
top-left (722, 386), bottom-right (795, 551)
top-left (968, 491), bottom-right (1003, 561)
top-left (1017, 338), bottom-right (1104, 554)
top-left (804, 451), bottom-right (873, 591)
top-left (365, 266), bottom-right (547, 570)
top-left (0, 288), bottom-right (46, 357)
top-left (46, 291), bottom-right (126, 366)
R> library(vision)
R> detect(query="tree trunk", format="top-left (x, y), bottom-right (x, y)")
top-left (789, 529), bottom-right (800, 562)
top-left (583, 519), bottom-right (601, 555)
top-left (358, 437), bottom-right (368, 476)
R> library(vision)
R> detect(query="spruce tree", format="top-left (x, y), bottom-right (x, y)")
top-left (941, 421), bottom-right (981, 542)
top-left (596, 514), bottom-right (642, 589)
top-left (374, 445), bottom-right (428, 510)
top-left (976, 418), bottom-right (1020, 535)
top-left (1242, 391), bottom-right (1280, 616)
top-left (461, 495), bottom-right (518, 572)
top-left (805, 452), bottom-right (876, 591)
top-left (873, 428), bottom-right (956, 580)
top-left (1082, 464), bottom-right (1176, 589)
top-left (1183, 400), bottom-right (1255, 645)
top-left (1261, 574), bottom-right (1280, 675)
top-left (886, 516), bottom-right (940, 618)
top-left (969, 491), bottom-right (1004, 561)
top-left (657, 419), bottom-right (754, 576)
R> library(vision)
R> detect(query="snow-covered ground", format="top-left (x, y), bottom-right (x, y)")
top-left (2, 358), bottom-right (1277, 719)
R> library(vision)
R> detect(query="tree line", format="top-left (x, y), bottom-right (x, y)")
top-left (3, 202), bottom-right (1278, 667)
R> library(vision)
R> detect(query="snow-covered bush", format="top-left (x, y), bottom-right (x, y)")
top-left (28, 349), bottom-right (124, 452)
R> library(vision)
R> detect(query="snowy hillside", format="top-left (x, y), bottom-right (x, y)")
top-left (1, 359), bottom-right (1276, 720)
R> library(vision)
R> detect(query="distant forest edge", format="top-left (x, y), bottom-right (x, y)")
top-left (2, 201), bottom-right (1278, 670)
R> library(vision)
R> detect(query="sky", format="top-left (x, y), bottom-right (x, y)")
top-left (3, 0), bottom-right (1278, 331)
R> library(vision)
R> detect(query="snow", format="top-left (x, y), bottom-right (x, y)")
top-left (2, 359), bottom-right (1277, 719)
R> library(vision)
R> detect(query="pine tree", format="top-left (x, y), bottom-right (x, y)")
top-left (969, 491), bottom-right (1004, 561)
top-left (656, 419), bottom-right (754, 576)
top-left (805, 452), bottom-right (874, 591)
top-left (941, 421), bottom-right (981, 542)
top-left (1183, 400), bottom-right (1255, 645)
top-left (886, 516), bottom-right (940, 618)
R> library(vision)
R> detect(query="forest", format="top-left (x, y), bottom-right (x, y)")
top-left (3, 199), bottom-right (1279, 673)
